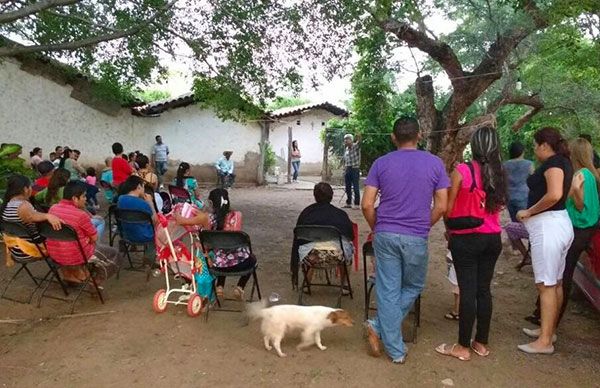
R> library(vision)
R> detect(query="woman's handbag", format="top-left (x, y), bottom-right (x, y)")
top-left (446, 162), bottom-right (487, 230)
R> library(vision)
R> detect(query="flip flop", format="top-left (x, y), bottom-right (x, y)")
top-left (435, 343), bottom-right (470, 361)
top-left (444, 311), bottom-right (459, 320)
top-left (470, 341), bottom-right (490, 357)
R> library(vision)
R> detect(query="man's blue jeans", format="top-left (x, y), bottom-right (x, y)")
top-left (91, 217), bottom-right (106, 240)
top-left (368, 232), bottom-right (428, 361)
top-left (155, 161), bottom-right (167, 182)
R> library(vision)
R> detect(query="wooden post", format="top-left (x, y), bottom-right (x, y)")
top-left (322, 127), bottom-right (329, 181)
top-left (287, 126), bottom-right (292, 184)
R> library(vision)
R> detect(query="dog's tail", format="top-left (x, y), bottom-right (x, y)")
top-left (246, 298), bottom-right (268, 321)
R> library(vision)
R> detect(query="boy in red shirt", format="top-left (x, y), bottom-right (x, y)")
top-left (111, 142), bottom-right (132, 188)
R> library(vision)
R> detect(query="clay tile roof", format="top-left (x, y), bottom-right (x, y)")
top-left (131, 92), bottom-right (196, 116)
top-left (268, 101), bottom-right (349, 119)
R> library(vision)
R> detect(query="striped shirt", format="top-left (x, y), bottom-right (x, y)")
top-left (46, 200), bottom-right (96, 265)
top-left (1, 199), bottom-right (44, 260)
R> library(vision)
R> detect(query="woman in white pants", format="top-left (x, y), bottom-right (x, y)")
top-left (516, 127), bottom-right (574, 355)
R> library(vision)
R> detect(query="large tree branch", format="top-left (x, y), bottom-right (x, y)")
top-left (0, 0), bottom-right (80, 24)
top-left (379, 18), bottom-right (464, 83)
top-left (0, 1), bottom-right (176, 57)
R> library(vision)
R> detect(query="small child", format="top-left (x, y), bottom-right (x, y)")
top-left (85, 167), bottom-right (100, 209)
top-left (444, 250), bottom-right (460, 321)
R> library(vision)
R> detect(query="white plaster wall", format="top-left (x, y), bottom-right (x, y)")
top-left (0, 59), bottom-right (261, 178)
top-left (0, 59), bottom-right (134, 165)
top-left (130, 105), bottom-right (261, 166)
top-left (269, 110), bottom-right (337, 171)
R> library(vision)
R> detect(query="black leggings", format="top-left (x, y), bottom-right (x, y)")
top-left (532, 226), bottom-right (596, 325)
top-left (216, 256), bottom-right (256, 289)
top-left (449, 233), bottom-right (502, 347)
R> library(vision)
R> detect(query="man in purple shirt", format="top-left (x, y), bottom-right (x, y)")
top-left (362, 116), bottom-right (449, 364)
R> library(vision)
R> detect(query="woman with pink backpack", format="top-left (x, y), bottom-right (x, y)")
top-left (436, 127), bottom-right (507, 361)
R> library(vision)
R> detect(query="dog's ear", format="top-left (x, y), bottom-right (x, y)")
top-left (327, 311), bottom-right (339, 324)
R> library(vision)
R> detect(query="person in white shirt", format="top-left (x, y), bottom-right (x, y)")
top-left (151, 135), bottom-right (169, 184)
top-left (215, 151), bottom-right (235, 189)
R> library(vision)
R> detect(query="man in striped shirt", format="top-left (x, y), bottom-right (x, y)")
top-left (47, 181), bottom-right (121, 283)
top-left (343, 133), bottom-right (362, 209)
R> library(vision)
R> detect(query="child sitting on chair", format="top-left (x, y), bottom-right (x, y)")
top-left (175, 188), bottom-right (253, 301)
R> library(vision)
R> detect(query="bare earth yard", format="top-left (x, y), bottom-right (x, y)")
top-left (1, 186), bottom-right (599, 387)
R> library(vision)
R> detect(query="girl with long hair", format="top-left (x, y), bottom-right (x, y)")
top-left (174, 162), bottom-right (202, 208)
top-left (523, 137), bottom-right (599, 339)
top-left (29, 147), bottom-right (43, 168)
top-left (58, 148), bottom-right (84, 181)
top-left (175, 188), bottom-right (254, 301)
top-left (436, 126), bottom-right (507, 361)
top-left (1, 175), bottom-right (61, 263)
top-left (516, 127), bottom-right (574, 355)
top-left (137, 154), bottom-right (158, 191)
top-left (291, 140), bottom-right (301, 182)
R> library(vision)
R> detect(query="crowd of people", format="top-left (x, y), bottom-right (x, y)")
top-left (3, 122), bottom-right (599, 365)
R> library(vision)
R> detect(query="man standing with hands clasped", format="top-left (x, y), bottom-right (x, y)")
top-left (151, 135), bottom-right (169, 185)
top-left (361, 116), bottom-right (449, 364)
top-left (343, 132), bottom-right (362, 209)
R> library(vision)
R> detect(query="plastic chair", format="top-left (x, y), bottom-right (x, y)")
top-left (293, 225), bottom-right (353, 308)
top-left (107, 204), bottom-right (118, 247)
top-left (198, 230), bottom-right (261, 313)
top-left (168, 185), bottom-right (192, 205)
top-left (37, 221), bottom-right (105, 313)
top-left (113, 208), bottom-right (155, 270)
top-left (0, 220), bottom-right (66, 304)
top-left (362, 239), bottom-right (421, 343)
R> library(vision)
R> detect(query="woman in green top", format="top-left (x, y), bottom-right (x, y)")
top-left (526, 138), bottom-right (599, 331)
top-left (174, 162), bottom-right (203, 208)
top-left (35, 168), bottom-right (70, 207)
top-left (59, 149), bottom-right (85, 181)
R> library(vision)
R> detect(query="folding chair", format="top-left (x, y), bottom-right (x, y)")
top-left (294, 225), bottom-right (353, 308)
top-left (37, 221), bottom-right (105, 314)
top-left (0, 220), bottom-right (66, 304)
top-left (113, 208), bottom-right (155, 270)
top-left (362, 240), bottom-right (421, 343)
top-left (198, 230), bottom-right (261, 313)
top-left (168, 185), bottom-right (192, 205)
top-left (107, 204), bottom-right (118, 247)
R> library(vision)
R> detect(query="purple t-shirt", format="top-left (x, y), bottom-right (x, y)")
top-left (365, 149), bottom-right (450, 238)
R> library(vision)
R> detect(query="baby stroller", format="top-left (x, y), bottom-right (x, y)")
top-left (152, 205), bottom-right (213, 317)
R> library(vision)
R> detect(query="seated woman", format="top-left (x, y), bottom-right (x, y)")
top-left (116, 176), bottom-right (157, 267)
top-left (47, 181), bottom-right (123, 284)
top-left (137, 154), bottom-right (158, 191)
top-left (173, 162), bottom-right (203, 208)
top-left (291, 182), bottom-right (354, 288)
top-left (59, 149), bottom-right (85, 181)
top-left (34, 168), bottom-right (70, 208)
top-left (1, 175), bottom-right (62, 266)
top-left (175, 188), bottom-right (254, 301)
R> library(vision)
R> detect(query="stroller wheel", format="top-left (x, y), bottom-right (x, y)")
top-left (153, 289), bottom-right (168, 313)
top-left (187, 294), bottom-right (203, 317)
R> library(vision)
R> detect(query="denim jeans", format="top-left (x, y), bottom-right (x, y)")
top-left (344, 167), bottom-right (360, 206)
top-left (91, 217), bottom-right (106, 240)
top-left (155, 161), bottom-right (168, 182)
top-left (368, 232), bottom-right (428, 361)
top-left (292, 161), bottom-right (300, 181)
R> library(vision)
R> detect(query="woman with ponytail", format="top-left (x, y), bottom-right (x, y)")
top-left (175, 188), bottom-right (254, 301)
top-left (173, 162), bottom-right (203, 208)
top-left (436, 126), bottom-right (506, 361)
top-left (516, 127), bottom-right (574, 355)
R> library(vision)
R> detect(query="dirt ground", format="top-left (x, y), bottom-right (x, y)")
top-left (1, 186), bottom-right (599, 387)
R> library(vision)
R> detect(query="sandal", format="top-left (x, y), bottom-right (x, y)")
top-left (216, 286), bottom-right (224, 299)
top-left (444, 311), bottom-right (459, 320)
top-left (435, 343), bottom-right (470, 361)
top-left (470, 341), bottom-right (490, 357)
top-left (232, 286), bottom-right (244, 301)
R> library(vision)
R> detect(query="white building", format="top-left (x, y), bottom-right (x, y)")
top-left (1, 56), bottom-right (347, 183)
top-left (268, 102), bottom-right (348, 175)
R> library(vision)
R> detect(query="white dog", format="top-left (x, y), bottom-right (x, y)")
top-left (247, 300), bottom-right (354, 357)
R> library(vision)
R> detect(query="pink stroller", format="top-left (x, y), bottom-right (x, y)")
top-left (151, 207), bottom-right (205, 317)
